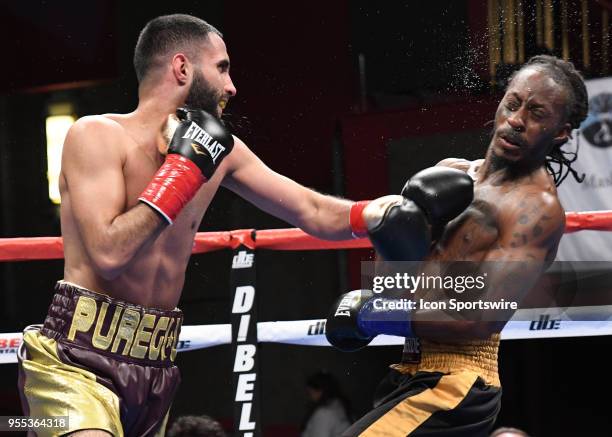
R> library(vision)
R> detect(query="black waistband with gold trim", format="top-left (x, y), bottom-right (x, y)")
top-left (41, 281), bottom-right (183, 367)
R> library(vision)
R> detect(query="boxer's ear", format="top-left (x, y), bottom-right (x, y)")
top-left (553, 122), bottom-right (572, 146)
top-left (171, 53), bottom-right (189, 85)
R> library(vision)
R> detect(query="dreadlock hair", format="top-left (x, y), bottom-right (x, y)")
top-left (509, 55), bottom-right (589, 185)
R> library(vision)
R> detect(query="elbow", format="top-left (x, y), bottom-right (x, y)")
top-left (90, 252), bottom-right (127, 281)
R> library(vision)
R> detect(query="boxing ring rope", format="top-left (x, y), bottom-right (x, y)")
top-left (2, 210), bottom-right (612, 435)
top-left (0, 209), bottom-right (611, 365)
top-left (2, 305), bottom-right (612, 361)
top-left (2, 210), bottom-right (611, 262)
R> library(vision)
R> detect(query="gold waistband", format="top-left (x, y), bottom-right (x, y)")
top-left (392, 334), bottom-right (501, 387)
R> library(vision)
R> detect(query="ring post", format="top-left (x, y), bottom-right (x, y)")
top-left (230, 240), bottom-right (261, 437)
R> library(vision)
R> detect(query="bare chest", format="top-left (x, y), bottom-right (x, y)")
top-left (122, 147), bottom-right (222, 247)
top-left (432, 183), bottom-right (515, 261)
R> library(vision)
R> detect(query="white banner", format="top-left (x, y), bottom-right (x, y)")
top-left (0, 333), bottom-right (21, 364)
top-left (1, 305), bottom-right (610, 364)
top-left (557, 76), bottom-right (612, 261)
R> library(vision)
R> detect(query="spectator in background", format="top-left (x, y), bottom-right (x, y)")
top-left (167, 415), bottom-right (227, 437)
top-left (490, 427), bottom-right (531, 437)
top-left (302, 370), bottom-right (352, 437)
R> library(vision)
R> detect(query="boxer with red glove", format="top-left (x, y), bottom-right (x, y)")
top-left (139, 108), bottom-right (234, 224)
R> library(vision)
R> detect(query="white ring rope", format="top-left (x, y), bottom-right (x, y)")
top-left (1, 305), bottom-right (610, 364)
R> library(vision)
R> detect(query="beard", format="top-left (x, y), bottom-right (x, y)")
top-left (488, 124), bottom-right (525, 172)
top-left (489, 151), bottom-right (515, 173)
top-left (184, 69), bottom-right (222, 118)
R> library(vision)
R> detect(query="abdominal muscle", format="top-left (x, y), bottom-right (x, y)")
top-left (60, 171), bottom-right (224, 311)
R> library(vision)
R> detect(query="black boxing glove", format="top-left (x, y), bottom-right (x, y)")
top-left (326, 289), bottom-right (415, 352)
top-left (169, 108), bottom-right (234, 180)
top-left (139, 108), bottom-right (234, 224)
top-left (326, 289), bottom-right (376, 352)
top-left (361, 195), bottom-right (432, 261)
top-left (349, 167), bottom-right (473, 260)
top-left (401, 167), bottom-right (473, 227)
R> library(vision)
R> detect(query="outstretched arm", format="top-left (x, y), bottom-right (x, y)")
top-left (221, 137), bottom-right (354, 240)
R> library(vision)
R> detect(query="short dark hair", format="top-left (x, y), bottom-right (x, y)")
top-left (134, 14), bottom-right (222, 83)
top-left (167, 415), bottom-right (227, 437)
top-left (511, 55), bottom-right (588, 186)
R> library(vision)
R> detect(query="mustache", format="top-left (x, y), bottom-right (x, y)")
top-left (497, 129), bottom-right (526, 147)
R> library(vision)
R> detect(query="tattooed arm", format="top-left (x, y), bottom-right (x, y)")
top-left (413, 187), bottom-right (565, 341)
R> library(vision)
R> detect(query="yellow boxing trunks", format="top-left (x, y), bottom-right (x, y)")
top-left (17, 281), bottom-right (184, 437)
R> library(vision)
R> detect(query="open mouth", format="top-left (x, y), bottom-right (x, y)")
top-left (499, 135), bottom-right (522, 151)
top-left (219, 100), bottom-right (227, 110)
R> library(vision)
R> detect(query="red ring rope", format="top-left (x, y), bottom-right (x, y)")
top-left (0, 210), bottom-right (610, 262)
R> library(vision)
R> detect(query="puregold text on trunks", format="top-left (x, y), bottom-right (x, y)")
top-left (68, 296), bottom-right (181, 361)
top-left (183, 121), bottom-right (226, 163)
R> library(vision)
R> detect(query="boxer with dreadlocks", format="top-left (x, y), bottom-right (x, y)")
top-left (326, 55), bottom-right (588, 436)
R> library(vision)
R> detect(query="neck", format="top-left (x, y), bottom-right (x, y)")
top-left (133, 84), bottom-right (185, 152)
top-left (136, 94), bottom-right (179, 122)
top-left (136, 75), bottom-right (186, 119)
top-left (478, 144), bottom-right (546, 183)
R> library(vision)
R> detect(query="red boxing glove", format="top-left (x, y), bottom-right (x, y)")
top-left (139, 154), bottom-right (204, 224)
top-left (139, 108), bottom-right (234, 224)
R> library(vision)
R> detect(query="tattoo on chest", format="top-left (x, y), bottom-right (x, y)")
top-left (439, 200), bottom-right (499, 253)
top-left (507, 195), bottom-right (554, 248)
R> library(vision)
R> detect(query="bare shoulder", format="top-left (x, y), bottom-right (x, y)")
top-left (509, 184), bottom-right (563, 216)
top-left (435, 158), bottom-right (484, 173)
top-left (63, 115), bottom-right (130, 169)
top-left (69, 114), bottom-right (125, 136)
top-left (64, 115), bottom-right (128, 157)
top-left (535, 188), bottom-right (565, 221)
top-left (503, 185), bottom-right (565, 237)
